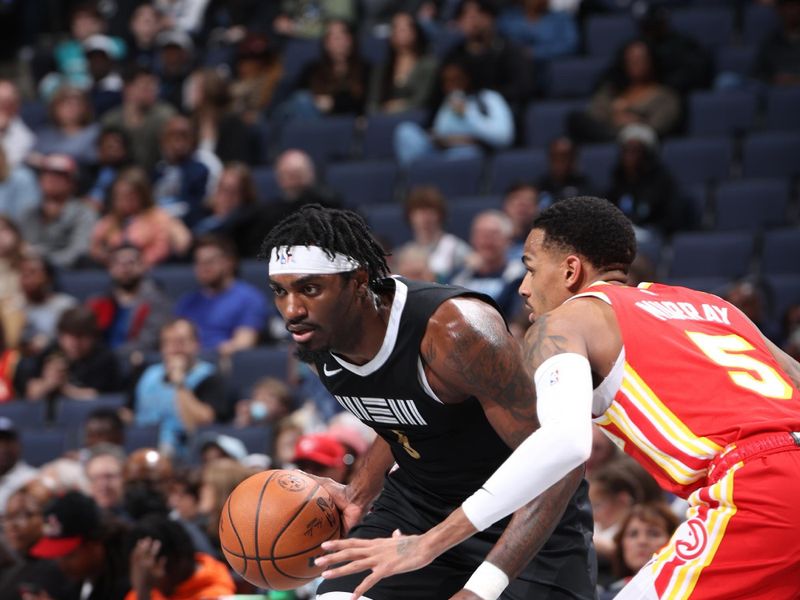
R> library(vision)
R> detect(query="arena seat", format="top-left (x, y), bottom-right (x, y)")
top-left (761, 229), bottom-right (800, 276)
top-left (635, 236), bottom-right (663, 267)
top-left (585, 14), bottom-right (636, 57)
top-left (326, 160), bottom-right (399, 206)
top-left (58, 269), bottom-right (111, 301)
top-left (57, 394), bottom-right (127, 426)
top-left (361, 203), bottom-right (412, 247)
top-left (20, 429), bottom-right (68, 467)
top-left (405, 155), bottom-right (485, 197)
top-left (279, 38), bottom-right (321, 87)
top-left (743, 3), bottom-right (781, 45)
top-left (688, 90), bottom-right (758, 136)
top-left (547, 57), bottom-right (607, 99)
top-left (578, 143), bottom-right (617, 192)
top-left (664, 277), bottom-right (731, 295)
top-left (765, 87), bottom-right (800, 131)
top-left (195, 424), bottom-right (274, 457)
top-left (713, 179), bottom-right (790, 231)
top-left (19, 99), bottom-right (48, 131)
top-left (764, 275), bottom-right (800, 323)
top-left (150, 264), bottom-right (198, 301)
top-left (0, 402), bottom-right (47, 428)
top-left (251, 166), bottom-right (281, 203)
top-left (668, 231), bottom-right (754, 279)
top-left (124, 424), bottom-right (160, 453)
top-left (714, 45), bottom-right (757, 78)
top-left (662, 137), bottom-right (733, 185)
top-left (671, 7), bottom-right (734, 48)
top-left (524, 100), bottom-right (585, 148)
top-left (362, 109), bottom-right (427, 160)
top-left (488, 149), bottom-right (547, 193)
top-left (230, 346), bottom-right (290, 397)
top-left (742, 132), bottom-right (800, 179)
top-left (278, 116), bottom-right (357, 169)
top-left (360, 33), bottom-right (389, 66)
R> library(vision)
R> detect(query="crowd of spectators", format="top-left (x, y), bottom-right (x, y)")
top-left (0, 0), bottom-right (796, 597)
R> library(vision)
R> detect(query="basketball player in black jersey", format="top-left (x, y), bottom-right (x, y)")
top-left (262, 205), bottom-right (595, 600)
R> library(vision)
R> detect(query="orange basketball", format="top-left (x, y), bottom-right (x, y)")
top-left (219, 469), bottom-right (341, 590)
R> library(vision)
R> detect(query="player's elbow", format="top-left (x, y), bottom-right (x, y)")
top-left (558, 420), bottom-right (593, 470)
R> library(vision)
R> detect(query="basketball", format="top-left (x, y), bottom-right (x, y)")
top-left (219, 469), bottom-right (341, 590)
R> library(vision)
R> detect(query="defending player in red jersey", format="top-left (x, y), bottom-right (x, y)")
top-left (318, 196), bottom-right (800, 600)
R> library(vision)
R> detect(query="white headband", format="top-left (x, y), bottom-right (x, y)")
top-left (268, 245), bottom-right (360, 276)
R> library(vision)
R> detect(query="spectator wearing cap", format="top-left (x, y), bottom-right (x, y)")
top-left (83, 34), bottom-right (124, 116)
top-left (29, 491), bottom-right (130, 600)
top-left (536, 137), bottom-right (595, 206)
top-left (196, 433), bottom-right (247, 465)
top-left (24, 306), bottom-right (123, 402)
top-left (32, 87), bottom-right (99, 167)
top-left (87, 243), bottom-right (173, 359)
top-left (134, 319), bottom-right (231, 457)
top-left (125, 514), bottom-right (235, 600)
top-left (175, 235), bottom-right (267, 354)
top-left (15, 252), bottom-right (77, 356)
top-left (156, 30), bottom-right (195, 110)
top-left (293, 433), bottom-right (348, 483)
top-left (606, 123), bottom-right (690, 236)
top-left (0, 481), bottom-right (74, 599)
top-left (0, 419), bottom-right (37, 515)
top-left (152, 115), bottom-right (211, 229)
top-left (0, 80), bottom-right (36, 170)
top-left (102, 66), bottom-right (177, 173)
top-left (18, 153), bottom-right (97, 268)
top-left (230, 32), bottom-right (284, 124)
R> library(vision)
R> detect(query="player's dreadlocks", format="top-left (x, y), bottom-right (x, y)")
top-left (259, 204), bottom-right (390, 289)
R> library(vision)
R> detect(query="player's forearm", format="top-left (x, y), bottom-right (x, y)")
top-left (484, 465), bottom-right (583, 580)
top-left (348, 435), bottom-right (394, 508)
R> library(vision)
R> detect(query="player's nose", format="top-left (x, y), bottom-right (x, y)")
top-left (284, 292), bottom-right (309, 319)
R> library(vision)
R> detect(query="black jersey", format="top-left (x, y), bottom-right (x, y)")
top-left (315, 277), bottom-right (515, 503)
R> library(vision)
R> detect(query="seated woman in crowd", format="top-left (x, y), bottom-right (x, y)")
top-left (394, 58), bottom-right (514, 166)
top-left (230, 33), bottom-right (284, 124)
top-left (90, 167), bottom-right (191, 268)
top-left (33, 86), bottom-right (100, 166)
top-left (569, 39), bottom-right (681, 143)
top-left (279, 19), bottom-right (370, 119)
top-left (601, 503), bottom-right (681, 599)
top-left (367, 12), bottom-right (437, 114)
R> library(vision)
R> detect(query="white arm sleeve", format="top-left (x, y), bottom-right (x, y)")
top-left (462, 352), bottom-right (594, 531)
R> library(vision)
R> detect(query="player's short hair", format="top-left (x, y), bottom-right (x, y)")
top-left (259, 204), bottom-right (390, 290)
top-left (532, 196), bottom-right (636, 273)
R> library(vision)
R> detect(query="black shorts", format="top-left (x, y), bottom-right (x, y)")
top-left (317, 473), bottom-right (596, 600)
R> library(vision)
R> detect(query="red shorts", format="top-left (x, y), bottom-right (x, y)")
top-left (620, 432), bottom-right (800, 600)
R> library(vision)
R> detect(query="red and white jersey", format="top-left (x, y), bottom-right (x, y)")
top-left (579, 282), bottom-right (800, 497)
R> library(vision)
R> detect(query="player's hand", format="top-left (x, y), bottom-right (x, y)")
top-left (299, 472), bottom-right (365, 534)
top-left (316, 529), bottom-right (436, 600)
top-left (449, 590), bottom-right (483, 600)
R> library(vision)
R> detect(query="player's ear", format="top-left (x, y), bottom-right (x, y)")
top-left (352, 268), bottom-right (370, 297)
top-left (564, 254), bottom-right (583, 289)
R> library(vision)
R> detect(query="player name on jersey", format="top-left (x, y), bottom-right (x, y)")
top-left (334, 395), bottom-right (428, 426)
top-left (635, 300), bottom-right (731, 324)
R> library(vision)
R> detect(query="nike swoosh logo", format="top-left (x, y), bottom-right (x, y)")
top-left (323, 364), bottom-right (343, 376)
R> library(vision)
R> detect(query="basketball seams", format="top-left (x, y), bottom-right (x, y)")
top-left (224, 495), bottom-right (248, 576)
top-left (253, 470), bottom-right (279, 589)
top-left (269, 480), bottom-right (324, 580)
top-left (221, 524), bottom-right (340, 560)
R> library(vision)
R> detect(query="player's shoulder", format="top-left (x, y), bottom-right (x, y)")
top-left (425, 295), bottom-right (508, 349)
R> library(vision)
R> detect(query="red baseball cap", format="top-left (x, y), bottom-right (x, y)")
top-left (29, 492), bottom-right (101, 559)
top-left (294, 434), bottom-right (346, 468)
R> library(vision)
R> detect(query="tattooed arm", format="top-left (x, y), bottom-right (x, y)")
top-left (315, 299), bottom-right (593, 598)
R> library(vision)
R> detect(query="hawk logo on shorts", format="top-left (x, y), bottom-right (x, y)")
top-left (674, 518), bottom-right (708, 561)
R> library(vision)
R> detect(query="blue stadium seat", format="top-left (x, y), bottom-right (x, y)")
top-left (585, 15), bottom-right (636, 57)
top-left (361, 203), bottom-right (412, 247)
top-left (280, 39), bottom-right (321, 87)
top-left (743, 3), bottom-right (781, 45)
top-left (19, 100), bottom-right (48, 131)
top-left (688, 90), bottom-right (757, 136)
top-left (662, 137), bottom-right (732, 185)
top-left (431, 28), bottom-right (463, 58)
top-left (578, 143), bottom-right (617, 192)
top-left (685, 183), bottom-right (709, 227)
top-left (488, 149), bottom-right (547, 193)
top-left (253, 121), bottom-right (273, 165)
top-left (58, 269), bottom-right (110, 301)
top-left (251, 166), bottom-right (281, 203)
top-left (20, 429), bottom-right (68, 467)
top-left (668, 231), bottom-right (754, 279)
top-left (278, 116), bottom-right (356, 169)
top-left (0, 402), bottom-right (47, 428)
top-left (742, 132), bottom-right (800, 179)
top-left (671, 7), bottom-right (734, 48)
top-left (713, 179), bottom-right (790, 231)
top-left (151, 264), bottom-right (197, 301)
top-left (761, 229), bottom-right (800, 276)
top-left (405, 155), bottom-right (485, 198)
top-left (239, 259), bottom-right (268, 292)
top-left (326, 161), bottom-right (399, 207)
top-left (230, 346), bottom-right (290, 396)
top-left (714, 45), bottom-right (757, 77)
top-left (57, 394), bottom-right (126, 426)
top-left (547, 57), bottom-right (607, 98)
top-left (195, 424), bottom-right (273, 456)
top-left (447, 196), bottom-right (503, 241)
top-left (362, 110), bottom-right (426, 160)
top-left (765, 87), bottom-right (800, 131)
top-left (524, 100), bottom-right (585, 148)
top-left (636, 236), bottom-right (663, 266)
top-left (360, 33), bottom-right (389, 65)
top-left (124, 424), bottom-right (160, 453)
top-left (765, 275), bottom-right (800, 322)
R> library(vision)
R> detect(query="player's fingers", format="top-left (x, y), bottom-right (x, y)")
top-left (316, 546), bottom-right (372, 567)
top-left (321, 558), bottom-right (376, 580)
top-left (321, 538), bottom-right (372, 552)
top-left (350, 570), bottom-right (383, 600)
top-left (391, 529), bottom-right (402, 538)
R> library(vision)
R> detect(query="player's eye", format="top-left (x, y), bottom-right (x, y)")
top-left (270, 286), bottom-right (285, 297)
top-left (303, 285), bottom-right (320, 295)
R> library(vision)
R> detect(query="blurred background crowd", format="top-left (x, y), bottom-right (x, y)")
top-left (0, 0), bottom-right (797, 597)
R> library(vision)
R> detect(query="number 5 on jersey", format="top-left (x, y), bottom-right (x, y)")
top-left (686, 331), bottom-right (793, 400)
